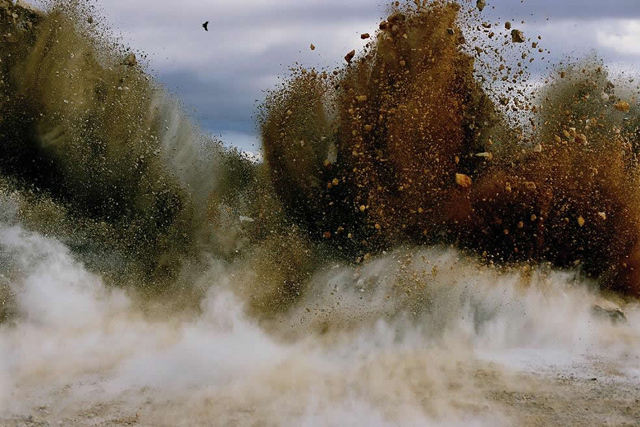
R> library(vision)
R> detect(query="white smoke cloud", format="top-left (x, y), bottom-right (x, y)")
top-left (1, 193), bottom-right (639, 425)
top-left (597, 20), bottom-right (640, 56)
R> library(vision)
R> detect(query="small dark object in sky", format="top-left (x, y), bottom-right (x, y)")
top-left (202, 21), bottom-right (209, 31)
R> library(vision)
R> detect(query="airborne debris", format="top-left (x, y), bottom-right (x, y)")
top-left (310, 44), bottom-right (315, 51)
top-left (202, 21), bottom-right (209, 31)
top-left (475, 152), bottom-right (493, 159)
top-left (575, 134), bottom-right (588, 145)
top-left (360, 33), bottom-right (370, 39)
top-left (259, 0), bottom-right (640, 301)
top-left (344, 50), bottom-right (356, 64)
top-left (455, 173), bottom-right (472, 189)
top-left (122, 53), bottom-right (137, 67)
top-left (387, 13), bottom-right (406, 23)
top-left (511, 29), bottom-right (525, 43)
top-left (614, 100), bottom-right (631, 113)
top-left (476, 0), bottom-right (486, 12)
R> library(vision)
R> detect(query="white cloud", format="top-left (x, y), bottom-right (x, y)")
top-left (216, 130), bottom-right (261, 153)
top-left (597, 20), bottom-right (640, 56)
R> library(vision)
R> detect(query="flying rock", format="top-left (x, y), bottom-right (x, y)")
top-left (511, 29), bottom-right (525, 43)
top-left (122, 53), bottom-right (137, 67)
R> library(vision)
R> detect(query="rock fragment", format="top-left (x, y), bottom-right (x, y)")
top-left (387, 13), bottom-right (406, 23)
top-left (360, 33), bottom-right (370, 39)
top-left (455, 173), bottom-right (472, 188)
top-left (614, 100), bottom-right (631, 113)
top-left (575, 134), bottom-right (588, 145)
top-left (511, 29), bottom-right (525, 43)
top-left (122, 53), bottom-right (137, 67)
top-left (476, 0), bottom-right (486, 11)
top-left (475, 152), bottom-right (493, 159)
top-left (344, 50), bottom-right (356, 64)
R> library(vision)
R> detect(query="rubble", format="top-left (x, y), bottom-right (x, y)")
top-left (455, 173), bottom-right (472, 189)
top-left (614, 100), bottom-right (631, 113)
top-left (344, 50), bottom-right (356, 64)
top-left (511, 29), bottom-right (525, 43)
top-left (575, 134), bottom-right (588, 145)
top-left (122, 53), bottom-right (137, 67)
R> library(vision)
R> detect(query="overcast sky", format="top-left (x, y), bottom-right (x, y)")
top-left (53, 0), bottom-right (640, 151)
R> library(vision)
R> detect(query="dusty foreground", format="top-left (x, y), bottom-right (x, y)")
top-left (1, 223), bottom-right (640, 427)
top-left (1, 353), bottom-right (639, 426)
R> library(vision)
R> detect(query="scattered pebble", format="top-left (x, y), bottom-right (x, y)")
top-left (511, 29), bottom-right (525, 43)
top-left (614, 100), bottom-right (631, 113)
top-left (344, 50), bottom-right (356, 64)
top-left (455, 173), bottom-right (472, 189)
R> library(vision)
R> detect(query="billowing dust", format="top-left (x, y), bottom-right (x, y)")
top-left (1, 0), bottom-right (640, 426)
